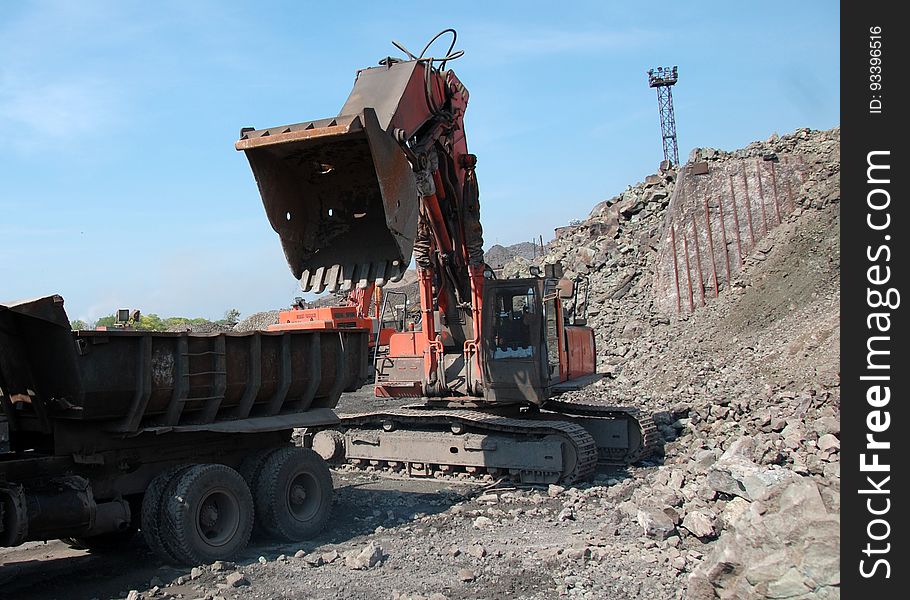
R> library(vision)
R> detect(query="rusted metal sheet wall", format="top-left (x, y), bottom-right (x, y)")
top-left (654, 156), bottom-right (812, 316)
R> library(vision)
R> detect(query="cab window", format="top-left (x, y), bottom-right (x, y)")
top-left (491, 287), bottom-right (536, 359)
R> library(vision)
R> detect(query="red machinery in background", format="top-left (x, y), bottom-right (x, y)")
top-left (269, 284), bottom-right (408, 352)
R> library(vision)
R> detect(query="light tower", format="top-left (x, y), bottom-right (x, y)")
top-left (647, 66), bottom-right (680, 166)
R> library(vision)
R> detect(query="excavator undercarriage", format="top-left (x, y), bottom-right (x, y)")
top-left (312, 404), bottom-right (659, 485)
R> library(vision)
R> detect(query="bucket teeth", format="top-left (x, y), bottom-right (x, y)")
top-left (313, 267), bottom-right (327, 294)
top-left (322, 265), bottom-right (337, 293)
top-left (373, 261), bottom-right (388, 287)
top-left (340, 263), bottom-right (355, 292)
top-left (356, 262), bottom-right (371, 289)
top-left (299, 261), bottom-right (406, 293)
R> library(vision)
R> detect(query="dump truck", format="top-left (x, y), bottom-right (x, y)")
top-left (0, 295), bottom-right (368, 564)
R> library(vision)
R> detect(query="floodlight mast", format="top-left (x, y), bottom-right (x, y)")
top-left (647, 66), bottom-right (680, 166)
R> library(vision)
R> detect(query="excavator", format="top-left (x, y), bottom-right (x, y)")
top-left (236, 30), bottom-right (658, 484)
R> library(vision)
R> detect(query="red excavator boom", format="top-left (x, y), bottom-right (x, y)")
top-left (237, 30), bottom-right (485, 397)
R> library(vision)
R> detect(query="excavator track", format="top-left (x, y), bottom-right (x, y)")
top-left (542, 400), bottom-right (661, 465)
top-left (312, 408), bottom-right (599, 485)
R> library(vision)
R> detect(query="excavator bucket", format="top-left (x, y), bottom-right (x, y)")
top-left (236, 107), bottom-right (419, 293)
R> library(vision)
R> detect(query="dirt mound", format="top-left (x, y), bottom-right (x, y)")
top-left (233, 310), bottom-right (281, 331)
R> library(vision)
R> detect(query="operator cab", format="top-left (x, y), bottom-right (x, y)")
top-left (481, 273), bottom-right (593, 406)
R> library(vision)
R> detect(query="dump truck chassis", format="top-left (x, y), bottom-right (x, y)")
top-left (0, 430), bottom-right (334, 563)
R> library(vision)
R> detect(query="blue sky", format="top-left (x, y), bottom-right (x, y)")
top-left (0, 1), bottom-right (839, 322)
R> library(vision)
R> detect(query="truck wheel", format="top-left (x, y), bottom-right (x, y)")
top-left (237, 447), bottom-right (284, 538)
top-left (141, 465), bottom-right (193, 562)
top-left (161, 464), bottom-right (254, 565)
top-left (237, 448), bottom-right (279, 490)
top-left (254, 447), bottom-right (333, 541)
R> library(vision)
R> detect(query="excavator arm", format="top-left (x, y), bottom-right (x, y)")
top-left (235, 34), bottom-right (480, 289)
top-left (236, 30), bottom-right (486, 395)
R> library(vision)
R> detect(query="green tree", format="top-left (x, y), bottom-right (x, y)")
top-left (163, 316), bottom-right (212, 331)
top-left (91, 311), bottom-right (220, 331)
top-left (137, 314), bottom-right (166, 331)
top-left (223, 308), bottom-right (241, 323)
top-left (70, 319), bottom-right (87, 330)
top-left (95, 314), bottom-right (116, 328)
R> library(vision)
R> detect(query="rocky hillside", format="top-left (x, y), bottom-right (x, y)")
top-left (538, 127), bottom-right (841, 599)
top-left (485, 241), bottom-right (543, 270)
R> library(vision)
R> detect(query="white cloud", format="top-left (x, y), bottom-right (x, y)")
top-left (0, 75), bottom-right (122, 150)
top-left (0, 2), bottom-right (129, 153)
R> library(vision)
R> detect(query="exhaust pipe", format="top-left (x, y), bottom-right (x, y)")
top-left (0, 477), bottom-right (131, 546)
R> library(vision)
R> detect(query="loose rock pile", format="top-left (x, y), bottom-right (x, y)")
top-left (541, 127), bottom-right (841, 599)
top-left (233, 310), bottom-right (281, 332)
top-left (164, 321), bottom-right (235, 334)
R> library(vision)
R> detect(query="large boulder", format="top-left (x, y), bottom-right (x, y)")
top-left (637, 507), bottom-right (677, 540)
top-left (686, 477), bottom-right (839, 599)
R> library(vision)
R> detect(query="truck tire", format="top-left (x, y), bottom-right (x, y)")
top-left (253, 447), bottom-right (333, 541)
top-left (161, 464), bottom-right (254, 565)
top-left (237, 447), bottom-right (280, 491)
top-left (141, 465), bottom-right (193, 562)
top-left (237, 447), bottom-right (283, 538)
